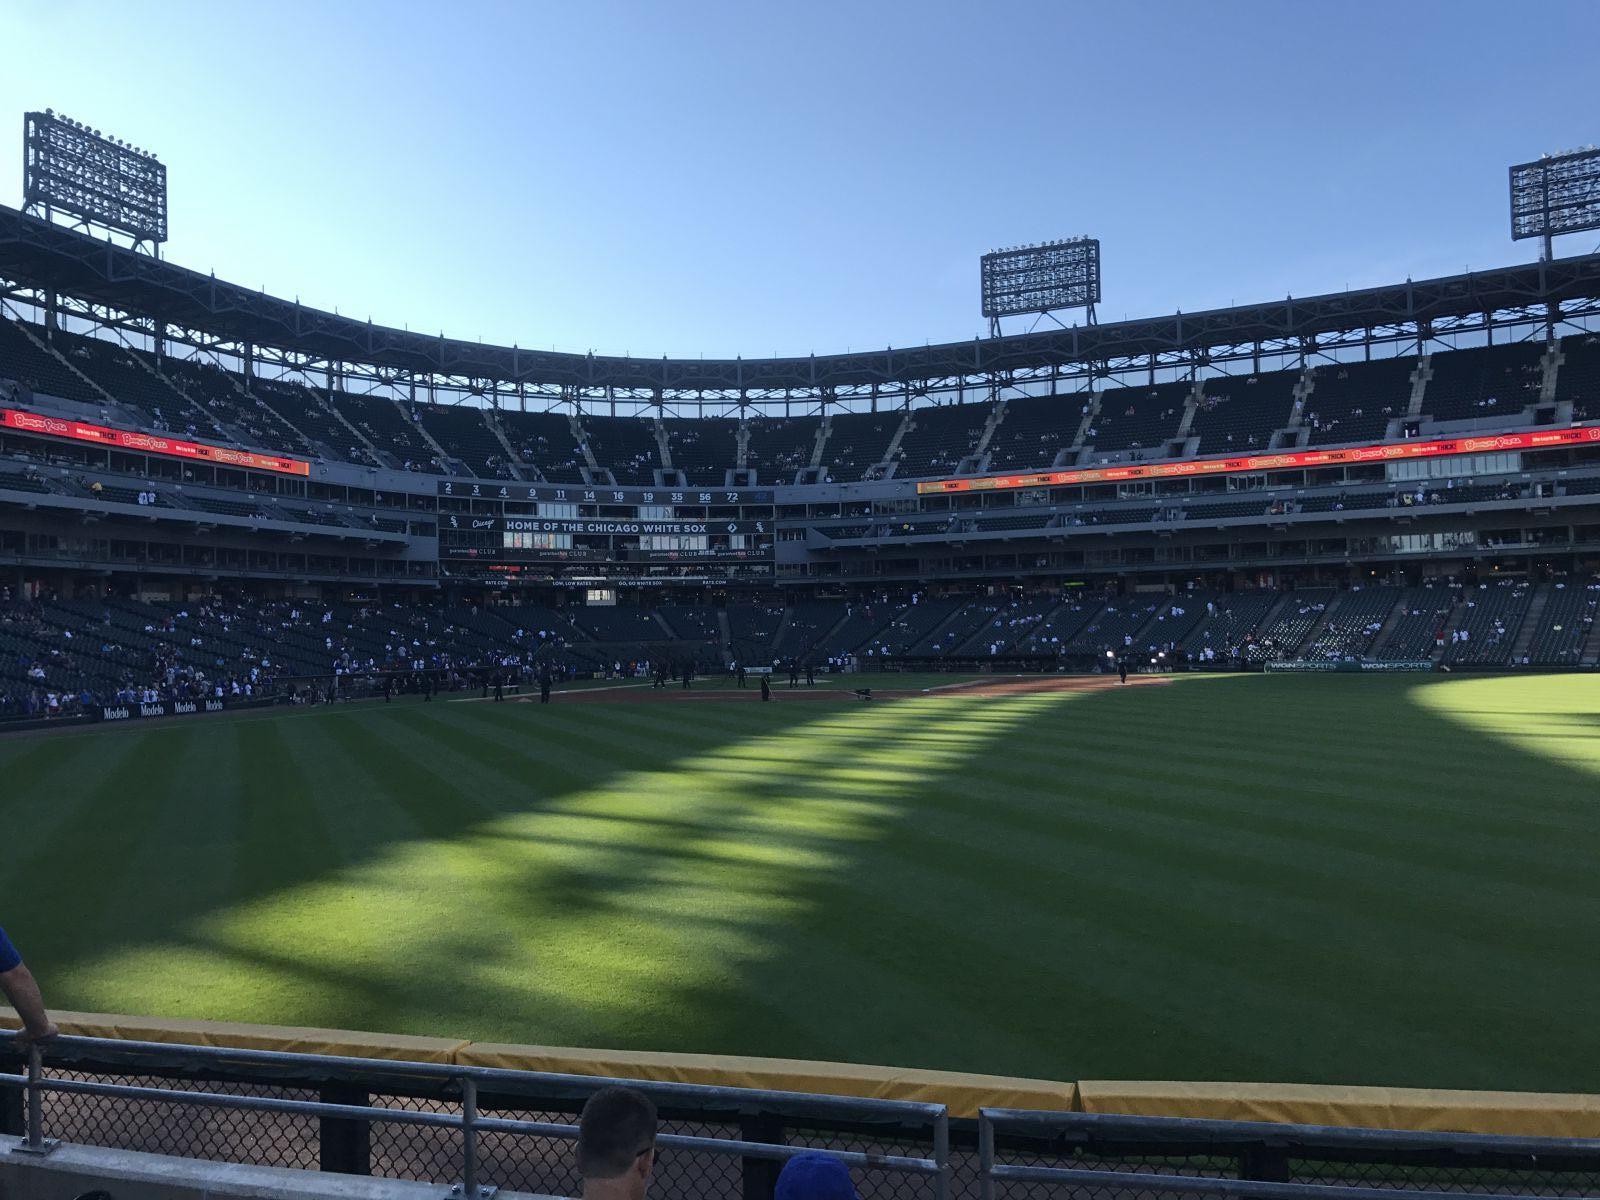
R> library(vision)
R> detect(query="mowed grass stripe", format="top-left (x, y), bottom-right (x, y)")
top-left (19, 727), bottom-right (204, 962)
top-left (232, 717), bottom-right (343, 899)
top-left (4, 675), bottom-right (1598, 1091)
top-left (833, 783), bottom-right (1558, 1083)
top-left (1001, 680), bottom-right (1586, 819)
top-left (987, 689), bottom-right (1600, 871)
top-left (946, 760), bottom-right (1600, 918)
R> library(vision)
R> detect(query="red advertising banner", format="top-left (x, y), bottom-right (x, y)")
top-left (915, 423), bottom-right (1600, 495)
top-left (0, 407), bottom-right (310, 476)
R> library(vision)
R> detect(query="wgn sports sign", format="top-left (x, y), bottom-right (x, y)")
top-left (1263, 661), bottom-right (1435, 673)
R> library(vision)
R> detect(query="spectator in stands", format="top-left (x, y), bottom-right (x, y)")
top-left (775, 1152), bottom-right (858, 1200)
top-left (0, 925), bottom-right (58, 1045)
top-left (577, 1086), bottom-right (657, 1200)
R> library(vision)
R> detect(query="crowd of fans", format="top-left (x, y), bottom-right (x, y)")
top-left (2, 574), bottom-right (1596, 722)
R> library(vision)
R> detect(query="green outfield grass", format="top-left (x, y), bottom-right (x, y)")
top-left (2, 672), bottom-right (1597, 1092)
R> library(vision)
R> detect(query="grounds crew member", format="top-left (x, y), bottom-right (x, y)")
top-left (759, 674), bottom-right (771, 701)
top-left (539, 670), bottom-right (553, 704)
top-left (0, 925), bottom-right (58, 1046)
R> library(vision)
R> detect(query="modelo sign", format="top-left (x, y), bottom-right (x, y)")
top-left (99, 696), bottom-right (238, 722)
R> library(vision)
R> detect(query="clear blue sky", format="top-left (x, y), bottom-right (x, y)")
top-left (2, 0), bottom-right (1597, 359)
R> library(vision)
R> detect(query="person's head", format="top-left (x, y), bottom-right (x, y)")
top-left (578, 1087), bottom-right (658, 1198)
top-left (775, 1153), bottom-right (857, 1200)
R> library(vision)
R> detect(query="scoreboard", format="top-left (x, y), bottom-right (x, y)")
top-left (435, 479), bottom-right (777, 585)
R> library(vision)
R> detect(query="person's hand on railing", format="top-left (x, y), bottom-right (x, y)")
top-left (0, 926), bottom-right (58, 1049)
top-left (15, 1014), bottom-right (61, 1047)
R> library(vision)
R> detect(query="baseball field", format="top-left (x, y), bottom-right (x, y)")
top-left (1, 671), bottom-right (1596, 1092)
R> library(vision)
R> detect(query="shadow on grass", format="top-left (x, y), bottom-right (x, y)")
top-left (2, 674), bottom-right (1599, 1092)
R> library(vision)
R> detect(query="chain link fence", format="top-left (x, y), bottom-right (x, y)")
top-left (9, 1039), bottom-right (1600, 1200)
top-left (978, 1110), bottom-right (1600, 1200)
top-left (1, 1034), bottom-right (949, 1200)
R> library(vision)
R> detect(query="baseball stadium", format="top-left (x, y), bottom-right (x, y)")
top-left (3, 10), bottom-right (1600, 1200)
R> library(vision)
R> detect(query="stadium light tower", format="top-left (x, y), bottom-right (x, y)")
top-left (980, 236), bottom-right (1101, 336)
top-left (1509, 146), bottom-right (1600, 262)
top-left (22, 110), bottom-right (168, 255)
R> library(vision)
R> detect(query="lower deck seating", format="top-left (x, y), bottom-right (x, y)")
top-left (1444, 579), bottom-right (1534, 665)
top-left (727, 602), bottom-right (785, 665)
top-left (1178, 591), bottom-right (1280, 663)
top-left (1243, 588), bottom-right (1335, 662)
top-left (2, 581), bottom-right (1590, 719)
top-left (858, 598), bottom-right (963, 658)
top-left (949, 595), bottom-right (1064, 655)
top-left (1523, 577), bottom-right (1599, 666)
top-left (656, 605), bottom-right (721, 641)
top-left (1298, 587), bottom-right (1401, 661)
top-left (1060, 595), bottom-right (1166, 655)
top-left (1009, 598), bottom-right (1098, 654)
top-left (1376, 586), bottom-right (1458, 660)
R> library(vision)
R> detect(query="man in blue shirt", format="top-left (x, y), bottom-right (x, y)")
top-left (0, 926), bottom-right (57, 1045)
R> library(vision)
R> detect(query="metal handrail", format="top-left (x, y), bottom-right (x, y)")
top-left (976, 1108), bottom-right (1600, 1200)
top-left (984, 1165), bottom-right (1541, 1200)
top-left (0, 1033), bottom-right (951, 1199)
top-left (979, 1105), bottom-right (1600, 1159)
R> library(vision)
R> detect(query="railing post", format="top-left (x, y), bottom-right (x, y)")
top-left (977, 1111), bottom-right (995, 1200)
top-left (460, 1076), bottom-right (480, 1197)
top-left (14, 1043), bottom-right (56, 1156)
top-left (933, 1111), bottom-right (951, 1200)
top-left (318, 1085), bottom-right (371, 1175)
top-left (739, 1112), bottom-right (783, 1200)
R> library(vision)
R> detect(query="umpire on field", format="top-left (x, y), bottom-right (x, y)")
top-left (0, 925), bottom-right (58, 1045)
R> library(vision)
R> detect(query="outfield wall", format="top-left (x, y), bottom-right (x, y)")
top-left (7, 1010), bottom-right (1599, 1135)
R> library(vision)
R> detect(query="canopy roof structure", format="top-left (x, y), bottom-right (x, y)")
top-left (2, 202), bottom-right (1598, 408)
